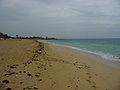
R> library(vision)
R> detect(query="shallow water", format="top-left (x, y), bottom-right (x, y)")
top-left (48, 39), bottom-right (120, 62)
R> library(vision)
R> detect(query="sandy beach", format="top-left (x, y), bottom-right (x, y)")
top-left (0, 39), bottom-right (120, 90)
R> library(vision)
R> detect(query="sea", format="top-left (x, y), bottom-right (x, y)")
top-left (48, 39), bottom-right (120, 62)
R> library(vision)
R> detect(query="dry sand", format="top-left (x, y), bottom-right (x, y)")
top-left (0, 39), bottom-right (120, 90)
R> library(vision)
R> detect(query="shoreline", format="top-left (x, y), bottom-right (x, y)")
top-left (45, 40), bottom-right (120, 69)
top-left (42, 40), bottom-right (120, 90)
top-left (47, 40), bottom-right (120, 61)
top-left (0, 39), bottom-right (120, 90)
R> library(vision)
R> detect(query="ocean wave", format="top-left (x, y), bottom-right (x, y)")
top-left (60, 44), bottom-right (120, 62)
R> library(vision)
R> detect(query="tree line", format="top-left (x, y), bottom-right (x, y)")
top-left (0, 32), bottom-right (57, 40)
top-left (0, 32), bottom-right (11, 39)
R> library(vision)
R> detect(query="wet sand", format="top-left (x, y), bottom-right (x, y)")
top-left (0, 39), bottom-right (120, 90)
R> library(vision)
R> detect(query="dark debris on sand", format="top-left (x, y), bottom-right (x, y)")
top-left (2, 80), bottom-right (9, 84)
top-left (6, 88), bottom-right (12, 90)
top-left (0, 41), bottom-right (48, 90)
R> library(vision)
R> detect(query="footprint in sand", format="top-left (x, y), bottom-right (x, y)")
top-left (92, 85), bottom-right (96, 89)
top-left (35, 74), bottom-right (39, 77)
top-left (75, 85), bottom-right (78, 90)
top-left (33, 87), bottom-right (38, 89)
top-left (67, 86), bottom-right (71, 88)
top-left (20, 81), bottom-right (23, 84)
top-left (4, 72), bottom-right (16, 76)
top-left (38, 79), bottom-right (42, 82)
top-left (27, 73), bottom-right (33, 77)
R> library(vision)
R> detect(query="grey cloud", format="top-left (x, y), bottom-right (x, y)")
top-left (0, 0), bottom-right (120, 38)
top-left (116, 0), bottom-right (120, 5)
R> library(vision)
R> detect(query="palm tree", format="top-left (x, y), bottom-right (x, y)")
top-left (16, 35), bottom-right (18, 38)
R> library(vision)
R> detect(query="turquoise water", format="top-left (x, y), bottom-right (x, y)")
top-left (48, 39), bottom-right (120, 61)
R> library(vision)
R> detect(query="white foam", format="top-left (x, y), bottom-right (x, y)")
top-left (59, 44), bottom-right (120, 62)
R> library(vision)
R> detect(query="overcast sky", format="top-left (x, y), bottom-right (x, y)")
top-left (0, 0), bottom-right (120, 38)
